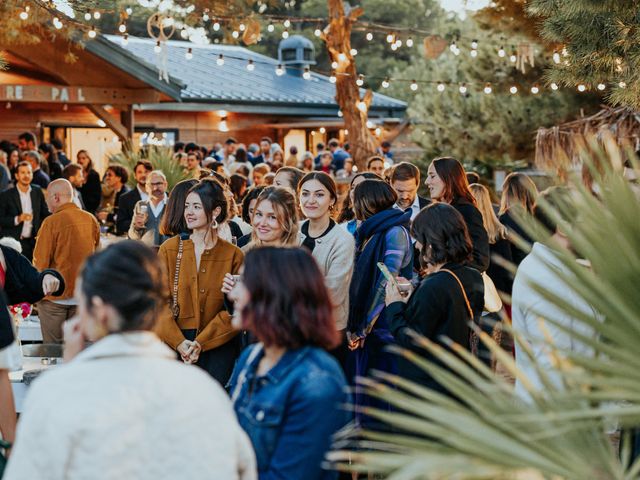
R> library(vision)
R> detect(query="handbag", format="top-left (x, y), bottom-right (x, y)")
top-left (482, 272), bottom-right (503, 313)
top-left (171, 239), bottom-right (184, 321)
top-left (441, 268), bottom-right (478, 354)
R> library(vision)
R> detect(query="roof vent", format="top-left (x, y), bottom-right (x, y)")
top-left (278, 35), bottom-right (316, 77)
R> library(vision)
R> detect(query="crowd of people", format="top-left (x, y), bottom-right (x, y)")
top-left (0, 130), bottom-right (600, 479)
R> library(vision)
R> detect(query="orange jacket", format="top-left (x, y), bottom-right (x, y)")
top-left (156, 235), bottom-right (244, 351)
top-left (33, 202), bottom-right (100, 301)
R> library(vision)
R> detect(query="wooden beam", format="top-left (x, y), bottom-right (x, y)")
top-left (0, 84), bottom-right (159, 104)
top-left (120, 108), bottom-right (135, 151)
top-left (86, 104), bottom-right (128, 142)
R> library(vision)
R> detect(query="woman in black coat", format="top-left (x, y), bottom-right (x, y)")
top-left (76, 150), bottom-right (102, 214)
top-left (385, 203), bottom-right (484, 393)
top-left (425, 157), bottom-right (490, 272)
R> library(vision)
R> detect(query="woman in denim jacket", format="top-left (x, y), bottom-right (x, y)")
top-left (227, 247), bottom-right (350, 480)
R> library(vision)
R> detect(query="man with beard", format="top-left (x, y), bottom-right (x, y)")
top-left (127, 170), bottom-right (169, 247)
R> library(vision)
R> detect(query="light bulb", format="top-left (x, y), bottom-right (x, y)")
top-left (126, 7), bottom-right (133, 15)
top-left (356, 75), bottom-right (364, 87)
top-left (329, 72), bottom-right (337, 83)
top-left (338, 53), bottom-right (347, 62)
top-left (275, 64), bottom-right (284, 76)
top-left (498, 46), bottom-right (506, 57)
top-left (386, 33), bottom-right (394, 43)
top-left (232, 30), bottom-right (239, 38)
top-left (267, 23), bottom-right (274, 32)
top-left (331, 61), bottom-right (338, 69)
top-left (84, 12), bottom-right (91, 20)
top-left (366, 32), bottom-right (373, 41)
top-left (303, 67), bottom-right (311, 80)
top-left (459, 84), bottom-right (467, 94)
top-left (88, 27), bottom-right (97, 38)
top-left (185, 48), bottom-right (193, 60)
top-left (410, 81), bottom-right (419, 91)
top-left (553, 52), bottom-right (561, 64)
top-left (320, 127), bottom-right (326, 134)
top-left (406, 37), bottom-right (414, 47)
top-left (93, 11), bottom-right (101, 19)
top-left (154, 41), bottom-right (162, 53)
top-left (314, 28), bottom-right (322, 37)
top-left (284, 19), bottom-right (291, 28)
top-left (509, 54), bottom-right (517, 63)
top-left (437, 82), bottom-right (445, 92)
top-left (381, 78), bottom-right (390, 89)
top-left (531, 85), bottom-right (539, 94)
top-left (219, 120), bottom-right (229, 132)
top-left (470, 49), bottom-right (478, 58)
top-left (180, 29), bottom-right (188, 39)
top-left (366, 120), bottom-right (374, 129)
top-left (375, 128), bottom-right (381, 136)
top-left (395, 39), bottom-right (403, 48)
top-left (450, 42), bottom-right (457, 53)
top-left (217, 54), bottom-right (225, 66)
top-left (239, 23), bottom-right (246, 31)
top-left (357, 101), bottom-right (367, 112)
top-left (578, 84), bottom-right (586, 92)
top-left (246, 60), bottom-right (255, 71)
top-left (53, 17), bottom-right (63, 29)
top-left (551, 82), bottom-right (559, 90)
top-left (619, 81), bottom-right (627, 88)
top-left (350, 48), bottom-right (358, 56)
top-left (118, 23), bottom-right (127, 33)
top-left (453, 47), bottom-right (460, 56)
top-left (213, 22), bottom-right (221, 31)
top-left (337, 110), bottom-right (343, 117)
top-left (510, 85), bottom-right (518, 94)
top-left (203, 14), bottom-right (209, 21)
top-left (597, 83), bottom-right (606, 91)
top-left (282, 30), bottom-right (289, 39)
top-left (391, 43), bottom-right (398, 51)
top-left (471, 40), bottom-right (478, 49)
top-left (484, 83), bottom-right (492, 94)
top-left (19, 9), bottom-right (29, 20)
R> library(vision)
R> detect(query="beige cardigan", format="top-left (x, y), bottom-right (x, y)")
top-left (299, 222), bottom-right (355, 330)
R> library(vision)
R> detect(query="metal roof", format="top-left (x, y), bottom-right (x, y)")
top-left (104, 35), bottom-right (406, 117)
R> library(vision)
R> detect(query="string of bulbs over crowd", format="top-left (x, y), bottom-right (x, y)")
top-left (18, 2), bottom-right (623, 96)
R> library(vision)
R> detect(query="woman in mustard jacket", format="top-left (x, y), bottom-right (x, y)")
top-left (157, 178), bottom-right (244, 385)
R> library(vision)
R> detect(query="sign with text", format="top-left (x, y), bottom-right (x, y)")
top-left (0, 84), bottom-right (159, 104)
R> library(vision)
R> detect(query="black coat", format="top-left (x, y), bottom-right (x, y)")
top-left (116, 187), bottom-right (142, 236)
top-left (31, 169), bottom-right (50, 189)
top-left (451, 199), bottom-right (490, 272)
top-left (0, 185), bottom-right (49, 241)
top-left (387, 262), bottom-right (484, 392)
top-left (499, 209), bottom-right (532, 267)
top-left (79, 169), bottom-right (101, 214)
top-left (487, 236), bottom-right (513, 295)
top-left (417, 196), bottom-right (430, 210)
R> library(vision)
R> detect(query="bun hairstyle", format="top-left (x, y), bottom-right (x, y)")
top-left (80, 241), bottom-right (168, 332)
top-left (187, 178), bottom-right (229, 225)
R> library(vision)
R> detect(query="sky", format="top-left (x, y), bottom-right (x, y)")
top-left (440, 0), bottom-right (491, 16)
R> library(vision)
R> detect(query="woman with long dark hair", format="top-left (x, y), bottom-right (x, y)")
top-left (385, 203), bottom-right (484, 393)
top-left (337, 172), bottom-right (381, 235)
top-left (76, 150), bottom-right (101, 214)
top-left (228, 247), bottom-right (349, 480)
top-left (425, 157), bottom-right (490, 272)
top-left (156, 180), bottom-right (244, 385)
top-left (159, 179), bottom-right (199, 237)
top-left (6, 241), bottom-right (256, 479)
top-left (38, 143), bottom-right (63, 180)
top-left (498, 172), bottom-right (538, 266)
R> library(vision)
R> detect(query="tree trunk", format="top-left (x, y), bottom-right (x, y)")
top-left (324, 0), bottom-right (378, 171)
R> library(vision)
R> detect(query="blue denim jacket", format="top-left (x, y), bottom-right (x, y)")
top-left (228, 344), bottom-right (350, 480)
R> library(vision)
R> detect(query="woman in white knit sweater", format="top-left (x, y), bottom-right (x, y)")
top-left (298, 172), bottom-right (355, 367)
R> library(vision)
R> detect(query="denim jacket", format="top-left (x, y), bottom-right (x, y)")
top-left (228, 344), bottom-right (350, 480)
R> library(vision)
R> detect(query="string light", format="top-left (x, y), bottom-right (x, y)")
top-left (337, 110), bottom-right (343, 117)
top-left (390, 43), bottom-right (398, 51)
top-left (498, 46), bottom-right (506, 58)
top-left (510, 85), bottom-right (518, 94)
top-left (577, 84), bottom-right (586, 92)
top-left (386, 33), bottom-right (395, 44)
top-left (329, 71), bottom-right (336, 83)
top-left (154, 41), bottom-right (161, 53)
top-left (320, 127), bottom-right (326, 134)
top-left (470, 49), bottom-right (478, 58)
top-left (84, 12), bottom-right (91, 21)
top-left (19, 7), bottom-right (29, 20)
top-left (366, 120), bottom-right (374, 128)
top-left (459, 83), bottom-right (467, 94)
top-left (246, 59), bottom-right (255, 71)
top-left (471, 39), bottom-right (478, 49)
top-left (267, 23), bottom-right (274, 32)
top-left (551, 82), bottom-right (559, 90)
top-left (356, 74), bottom-right (364, 86)
top-left (126, 7), bottom-right (133, 15)
top-left (449, 41), bottom-right (457, 53)
top-left (619, 81), bottom-right (627, 88)
top-left (88, 26), bottom-right (97, 38)
top-left (437, 82), bottom-right (445, 92)
top-left (303, 67), bottom-right (311, 80)
top-left (314, 28), bottom-right (322, 37)
top-left (553, 52), bottom-right (561, 64)
top-left (213, 22), bottom-right (221, 31)
top-left (366, 32), bottom-right (373, 41)
top-left (118, 23), bottom-right (127, 33)
top-left (275, 64), bottom-right (285, 76)
top-left (356, 100), bottom-right (367, 112)
top-left (338, 53), bottom-right (347, 62)
top-left (484, 83), bottom-right (492, 94)
top-left (597, 83), bottom-right (606, 91)
top-left (93, 11), bottom-right (101, 19)
top-left (406, 37), bottom-right (414, 47)
top-left (216, 54), bottom-right (225, 66)
top-left (203, 13), bottom-right (210, 21)
top-left (282, 29), bottom-right (289, 39)
top-left (531, 85), bottom-right (539, 94)
top-left (509, 52), bottom-right (517, 63)
top-left (185, 47), bottom-right (193, 60)
top-left (381, 77), bottom-right (390, 89)
top-left (239, 23), bottom-right (246, 31)
top-left (53, 17), bottom-right (63, 29)
top-left (282, 19), bottom-right (290, 28)
top-left (375, 127), bottom-right (382, 136)
top-left (232, 30), bottom-right (239, 38)
top-left (395, 39), bottom-right (403, 48)
top-left (410, 80), bottom-right (419, 91)
top-left (350, 48), bottom-right (358, 56)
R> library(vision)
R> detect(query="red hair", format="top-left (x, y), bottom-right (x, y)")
top-left (432, 157), bottom-right (476, 205)
top-left (241, 247), bottom-right (339, 350)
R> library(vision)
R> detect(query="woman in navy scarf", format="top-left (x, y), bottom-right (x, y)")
top-left (346, 179), bottom-right (413, 425)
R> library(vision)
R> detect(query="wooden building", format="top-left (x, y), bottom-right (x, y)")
top-left (0, 33), bottom-right (406, 172)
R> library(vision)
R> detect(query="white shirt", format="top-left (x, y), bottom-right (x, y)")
top-left (394, 195), bottom-right (421, 221)
top-left (16, 186), bottom-right (33, 239)
top-left (137, 185), bottom-right (149, 203)
top-left (512, 242), bottom-right (598, 402)
top-left (72, 189), bottom-right (82, 209)
top-left (5, 332), bottom-right (257, 480)
top-left (149, 194), bottom-right (167, 218)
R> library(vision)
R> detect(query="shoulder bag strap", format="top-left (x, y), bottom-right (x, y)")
top-left (440, 268), bottom-right (474, 320)
top-left (171, 239), bottom-right (183, 320)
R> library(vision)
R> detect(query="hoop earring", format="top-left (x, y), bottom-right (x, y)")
top-left (211, 219), bottom-right (219, 229)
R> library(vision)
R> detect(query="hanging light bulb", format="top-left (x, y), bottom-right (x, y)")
top-left (154, 41), bottom-right (162, 54)
top-left (375, 127), bottom-right (382, 136)
top-left (303, 67), bottom-right (311, 80)
top-left (216, 54), bottom-right (225, 66)
top-left (619, 81), bottom-right (627, 88)
top-left (366, 32), bottom-right (373, 41)
top-left (453, 47), bottom-right (460, 56)
top-left (283, 19), bottom-right (291, 28)
top-left (386, 33), bottom-right (394, 43)
top-left (395, 39), bottom-right (403, 48)
top-left (356, 74), bottom-right (364, 87)
top-left (126, 7), bottom-right (133, 15)
top-left (509, 52), bottom-right (517, 63)
top-left (406, 37), bottom-right (414, 47)
top-left (337, 110), bottom-right (343, 117)
top-left (93, 11), bottom-right (101, 19)
top-left (356, 100), bottom-right (367, 112)
top-left (246, 59), bottom-right (255, 71)
top-left (213, 22), bottom-right (221, 31)
top-left (471, 39), bottom-right (478, 50)
top-left (551, 82), bottom-right (559, 90)
top-left (510, 85), bottom-right (518, 94)
top-left (470, 49), bottom-right (478, 58)
top-left (331, 61), bottom-right (338, 69)
top-left (122, 33), bottom-right (129, 45)
top-left (53, 17), bottom-right (63, 29)
top-left (282, 29), bottom-right (289, 39)
top-left (314, 28), bottom-right (322, 37)
top-left (531, 85), bottom-right (539, 94)
top-left (436, 82), bottom-right (445, 92)
top-left (597, 83), bottom-right (606, 91)
top-left (338, 53), bottom-right (347, 62)
top-left (366, 120), bottom-right (374, 129)
top-left (381, 77), bottom-right (390, 89)
top-left (350, 48), bottom-right (358, 56)
top-left (219, 119), bottom-right (229, 132)
top-left (320, 127), bottom-right (326, 134)
top-left (483, 83), bottom-right (492, 94)
top-left (267, 23), bottom-right (274, 32)
top-left (232, 30), bottom-right (240, 39)
top-left (84, 12), bottom-right (91, 21)
top-left (410, 80), bottom-right (419, 91)
top-left (553, 52), bottom-right (561, 64)
top-left (498, 46), bottom-right (506, 57)
top-left (118, 23), bottom-right (127, 33)
top-left (203, 13), bottom-right (210, 21)
top-left (449, 41), bottom-right (457, 53)
top-left (329, 71), bottom-right (337, 83)
top-left (459, 83), bottom-right (467, 94)
top-left (239, 23), bottom-right (246, 31)
top-left (19, 7), bottom-right (29, 20)
top-left (577, 84), bottom-right (586, 92)
top-left (185, 48), bottom-right (193, 60)
top-left (88, 26), bottom-right (97, 38)
top-left (275, 64), bottom-right (285, 76)
top-left (390, 43), bottom-right (398, 51)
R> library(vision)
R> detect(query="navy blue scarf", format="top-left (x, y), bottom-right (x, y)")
top-left (347, 208), bottom-right (411, 333)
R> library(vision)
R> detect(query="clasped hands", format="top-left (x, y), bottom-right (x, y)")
top-left (177, 340), bottom-right (202, 364)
